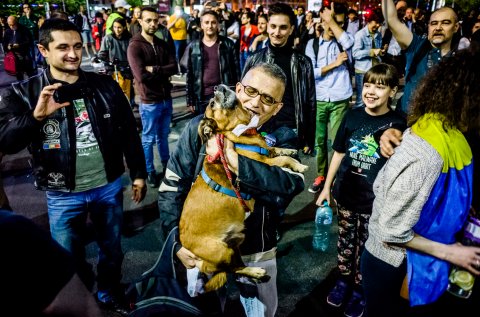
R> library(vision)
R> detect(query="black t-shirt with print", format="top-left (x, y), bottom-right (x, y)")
top-left (332, 108), bottom-right (407, 213)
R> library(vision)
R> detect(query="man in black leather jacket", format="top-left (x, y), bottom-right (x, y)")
top-left (0, 19), bottom-right (146, 316)
top-left (184, 10), bottom-right (240, 115)
top-left (242, 2), bottom-right (316, 155)
top-left (158, 63), bottom-right (305, 317)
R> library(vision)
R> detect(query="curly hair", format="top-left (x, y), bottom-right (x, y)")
top-left (408, 46), bottom-right (480, 133)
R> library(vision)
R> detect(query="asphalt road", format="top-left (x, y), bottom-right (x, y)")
top-left (0, 55), bottom-right (340, 317)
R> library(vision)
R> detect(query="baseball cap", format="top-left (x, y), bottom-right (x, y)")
top-left (114, 0), bottom-right (131, 9)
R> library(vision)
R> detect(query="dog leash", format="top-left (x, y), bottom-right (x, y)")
top-left (216, 134), bottom-right (251, 213)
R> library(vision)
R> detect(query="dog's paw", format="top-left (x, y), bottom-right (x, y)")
top-left (235, 266), bottom-right (266, 278)
top-left (293, 164), bottom-right (309, 173)
top-left (235, 268), bottom-right (271, 285)
top-left (271, 148), bottom-right (298, 157)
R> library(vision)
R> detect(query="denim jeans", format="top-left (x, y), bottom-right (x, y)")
top-left (354, 72), bottom-right (365, 108)
top-left (46, 177), bottom-right (124, 292)
top-left (174, 39), bottom-right (187, 72)
top-left (315, 99), bottom-right (349, 176)
top-left (139, 100), bottom-right (173, 173)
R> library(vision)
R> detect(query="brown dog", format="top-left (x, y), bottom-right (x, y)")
top-left (179, 85), bottom-right (307, 292)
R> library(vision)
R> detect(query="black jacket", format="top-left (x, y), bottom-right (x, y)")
top-left (0, 69), bottom-right (147, 191)
top-left (185, 36), bottom-right (240, 110)
top-left (242, 47), bottom-right (316, 150)
top-left (158, 115), bottom-right (305, 255)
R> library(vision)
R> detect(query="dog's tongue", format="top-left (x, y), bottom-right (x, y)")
top-left (231, 115), bottom-right (260, 137)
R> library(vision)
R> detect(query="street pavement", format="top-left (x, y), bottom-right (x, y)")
top-left (0, 55), bottom-right (341, 316)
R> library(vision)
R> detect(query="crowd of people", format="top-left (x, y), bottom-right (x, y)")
top-left (0, 0), bottom-right (480, 316)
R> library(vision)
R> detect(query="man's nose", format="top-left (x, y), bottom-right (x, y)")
top-left (250, 95), bottom-right (262, 107)
top-left (68, 48), bottom-right (77, 57)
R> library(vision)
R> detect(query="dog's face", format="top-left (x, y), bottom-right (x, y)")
top-left (199, 85), bottom-right (251, 143)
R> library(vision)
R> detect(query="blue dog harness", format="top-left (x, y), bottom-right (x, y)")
top-left (200, 169), bottom-right (252, 200)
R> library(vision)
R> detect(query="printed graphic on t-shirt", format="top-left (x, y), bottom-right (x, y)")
top-left (72, 98), bottom-right (107, 192)
top-left (348, 134), bottom-right (380, 175)
top-left (73, 98), bottom-right (99, 155)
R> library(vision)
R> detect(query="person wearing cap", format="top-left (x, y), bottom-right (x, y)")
top-left (106, 0), bottom-right (131, 36)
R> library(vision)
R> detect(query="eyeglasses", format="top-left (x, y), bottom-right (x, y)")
top-left (240, 83), bottom-right (280, 106)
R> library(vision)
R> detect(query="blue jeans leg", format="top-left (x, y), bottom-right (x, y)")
top-left (47, 190), bottom-right (94, 290)
top-left (140, 101), bottom-right (172, 172)
top-left (88, 178), bottom-right (124, 292)
top-left (46, 178), bottom-right (124, 292)
top-left (354, 73), bottom-right (365, 108)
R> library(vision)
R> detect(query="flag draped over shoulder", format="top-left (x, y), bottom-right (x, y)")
top-left (407, 113), bottom-right (473, 306)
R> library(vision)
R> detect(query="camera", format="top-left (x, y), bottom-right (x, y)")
top-left (53, 82), bottom-right (88, 104)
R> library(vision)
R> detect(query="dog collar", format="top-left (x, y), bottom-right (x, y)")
top-left (200, 169), bottom-right (252, 200)
top-left (234, 144), bottom-right (269, 156)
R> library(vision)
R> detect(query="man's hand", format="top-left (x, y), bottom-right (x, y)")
top-left (379, 128), bottom-right (403, 158)
top-left (33, 83), bottom-right (70, 121)
top-left (187, 104), bottom-right (195, 113)
top-left (131, 178), bottom-right (146, 203)
top-left (206, 137), bottom-right (239, 174)
top-left (319, 2), bottom-right (336, 25)
top-left (335, 52), bottom-right (348, 67)
top-left (223, 138), bottom-right (239, 174)
top-left (371, 48), bottom-right (382, 57)
top-left (176, 246), bottom-right (199, 269)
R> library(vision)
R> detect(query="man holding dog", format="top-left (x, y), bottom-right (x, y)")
top-left (0, 18), bottom-right (146, 316)
top-left (158, 63), bottom-right (305, 317)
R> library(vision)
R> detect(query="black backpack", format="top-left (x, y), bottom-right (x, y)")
top-left (312, 37), bottom-right (354, 75)
top-left (125, 227), bottom-right (203, 316)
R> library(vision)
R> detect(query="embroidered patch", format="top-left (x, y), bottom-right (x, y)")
top-left (43, 119), bottom-right (61, 139)
top-left (47, 172), bottom-right (65, 187)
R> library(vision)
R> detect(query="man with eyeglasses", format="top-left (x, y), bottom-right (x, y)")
top-left (381, 0), bottom-right (459, 115)
top-left (242, 2), bottom-right (316, 157)
top-left (305, 2), bottom-right (353, 194)
top-left (158, 63), bottom-right (305, 317)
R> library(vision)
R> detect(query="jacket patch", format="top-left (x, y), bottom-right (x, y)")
top-left (47, 172), bottom-right (66, 187)
top-left (42, 119), bottom-right (61, 149)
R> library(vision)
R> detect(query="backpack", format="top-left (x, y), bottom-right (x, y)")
top-left (312, 37), bottom-right (354, 75)
top-left (4, 51), bottom-right (17, 76)
top-left (125, 227), bottom-right (203, 317)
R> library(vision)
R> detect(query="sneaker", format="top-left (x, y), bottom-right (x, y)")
top-left (96, 292), bottom-right (130, 316)
top-left (308, 176), bottom-right (326, 193)
top-left (326, 279), bottom-right (349, 307)
top-left (344, 291), bottom-right (366, 317)
top-left (147, 171), bottom-right (158, 188)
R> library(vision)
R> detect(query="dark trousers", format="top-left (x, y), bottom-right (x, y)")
top-left (361, 249), bottom-right (408, 317)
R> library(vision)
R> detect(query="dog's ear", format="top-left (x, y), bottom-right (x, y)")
top-left (198, 118), bottom-right (217, 144)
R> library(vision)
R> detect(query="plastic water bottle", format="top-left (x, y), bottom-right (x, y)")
top-left (312, 201), bottom-right (333, 251)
